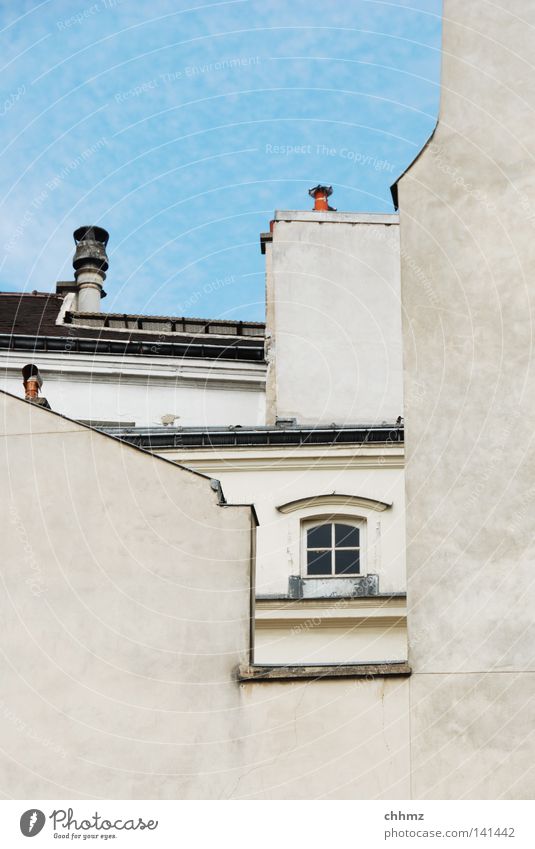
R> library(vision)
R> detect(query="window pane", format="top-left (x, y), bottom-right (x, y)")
top-left (335, 549), bottom-right (360, 575)
top-left (335, 523), bottom-right (359, 548)
top-left (307, 550), bottom-right (332, 576)
top-left (307, 524), bottom-right (331, 548)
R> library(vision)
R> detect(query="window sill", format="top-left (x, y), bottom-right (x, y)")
top-left (237, 661), bottom-right (411, 682)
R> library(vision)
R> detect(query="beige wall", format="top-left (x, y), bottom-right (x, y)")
top-left (265, 211), bottom-right (402, 426)
top-left (0, 390), bottom-right (252, 798)
top-left (0, 391), bottom-right (410, 798)
top-left (255, 601), bottom-right (407, 665)
top-left (398, 0), bottom-right (535, 799)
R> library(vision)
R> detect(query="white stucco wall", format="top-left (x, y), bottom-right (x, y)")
top-left (0, 351), bottom-right (266, 427)
top-left (163, 444), bottom-right (406, 597)
top-left (398, 0), bottom-right (535, 799)
top-left (0, 391), bottom-right (410, 798)
top-left (265, 211), bottom-right (403, 426)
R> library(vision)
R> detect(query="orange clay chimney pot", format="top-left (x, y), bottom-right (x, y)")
top-left (308, 184), bottom-right (335, 211)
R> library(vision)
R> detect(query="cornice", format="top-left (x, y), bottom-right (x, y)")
top-left (0, 351), bottom-right (266, 391)
top-left (162, 454), bottom-right (404, 472)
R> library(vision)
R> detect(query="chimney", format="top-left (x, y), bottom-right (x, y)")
top-left (22, 364), bottom-right (50, 409)
top-left (308, 184), bottom-right (336, 211)
top-left (72, 226), bottom-right (109, 313)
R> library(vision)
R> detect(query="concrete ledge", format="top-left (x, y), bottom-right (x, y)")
top-left (273, 211), bottom-right (399, 225)
top-left (237, 661), bottom-right (411, 682)
top-left (256, 592), bottom-right (406, 602)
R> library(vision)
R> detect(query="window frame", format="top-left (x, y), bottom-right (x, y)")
top-left (301, 516), bottom-right (366, 578)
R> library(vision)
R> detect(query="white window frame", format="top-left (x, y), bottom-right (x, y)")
top-left (301, 516), bottom-right (366, 578)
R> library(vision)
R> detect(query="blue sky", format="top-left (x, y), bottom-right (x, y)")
top-left (0, 0), bottom-right (442, 321)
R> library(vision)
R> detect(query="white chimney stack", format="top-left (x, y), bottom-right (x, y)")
top-left (72, 226), bottom-right (109, 313)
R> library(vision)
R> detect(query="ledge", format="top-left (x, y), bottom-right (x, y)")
top-left (237, 661), bottom-right (411, 682)
top-left (273, 211), bottom-right (399, 225)
top-left (260, 231), bottom-right (273, 254)
top-left (256, 592), bottom-right (406, 601)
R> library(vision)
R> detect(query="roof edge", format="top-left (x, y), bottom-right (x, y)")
top-left (390, 125), bottom-right (438, 211)
top-left (0, 388), bottom-right (253, 515)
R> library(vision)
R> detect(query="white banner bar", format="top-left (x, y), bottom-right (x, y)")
top-left (1, 799), bottom-right (533, 848)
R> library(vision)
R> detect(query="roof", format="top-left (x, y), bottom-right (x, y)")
top-left (0, 292), bottom-right (266, 362)
top-left (0, 292), bottom-right (65, 337)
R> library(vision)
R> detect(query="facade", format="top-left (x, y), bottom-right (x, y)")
top-left (2, 1), bottom-right (532, 799)
top-left (394, 0), bottom-right (535, 799)
top-left (1, 196), bottom-right (406, 669)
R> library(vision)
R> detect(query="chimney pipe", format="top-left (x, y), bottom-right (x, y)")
top-left (22, 364), bottom-right (50, 408)
top-left (73, 226), bottom-right (109, 313)
top-left (308, 184), bottom-right (336, 211)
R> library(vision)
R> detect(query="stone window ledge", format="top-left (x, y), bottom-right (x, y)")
top-left (237, 661), bottom-right (411, 682)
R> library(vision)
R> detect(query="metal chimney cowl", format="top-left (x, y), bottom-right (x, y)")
top-left (73, 226), bottom-right (109, 313)
top-left (22, 364), bottom-right (50, 409)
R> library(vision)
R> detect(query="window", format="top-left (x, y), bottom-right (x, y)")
top-left (305, 521), bottom-right (361, 577)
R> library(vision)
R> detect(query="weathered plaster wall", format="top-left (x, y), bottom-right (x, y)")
top-left (0, 392), bottom-right (409, 798)
top-left (397, 0), bottom-right (535, 799)
top-left (266, 212), bottom-right (402, 426)
top-left (236, 675), bottom-right (409, 799)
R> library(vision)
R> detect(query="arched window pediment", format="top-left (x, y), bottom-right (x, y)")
top-left (276, 493), bottom-right (391, 514)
